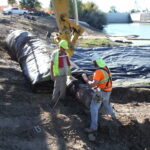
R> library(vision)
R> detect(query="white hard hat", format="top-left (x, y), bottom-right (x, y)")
top-left (91, 53), bottom-right (100, 62)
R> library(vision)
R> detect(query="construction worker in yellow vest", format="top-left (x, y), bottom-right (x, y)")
top-left (50, 40), bottom-right (71, 106)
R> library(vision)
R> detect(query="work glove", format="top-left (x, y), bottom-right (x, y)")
top-left (82, 73), bottom-right (88, 82)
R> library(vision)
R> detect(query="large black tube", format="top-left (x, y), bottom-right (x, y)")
top-left (66, 76), bottom-right (93, 108)
top-left (6, 30), bottom-right (54, 85)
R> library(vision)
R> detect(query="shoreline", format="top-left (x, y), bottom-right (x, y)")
top-left (81, 32), bottom-right (150, 46)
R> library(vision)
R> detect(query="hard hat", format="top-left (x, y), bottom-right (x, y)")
top-left (59, 40), bottom-right (69, 50)
top-left (91, 53), bottom-right (100, 62)
top-left (91, 54), bottom-right (106, 67)
top-left (96, 58), bottom-right (106, 67)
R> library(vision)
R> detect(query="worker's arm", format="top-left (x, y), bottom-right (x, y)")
top-left (82, 73), bottom-right (99, 87)
top-left (87, 80), bottom-right (99, 87)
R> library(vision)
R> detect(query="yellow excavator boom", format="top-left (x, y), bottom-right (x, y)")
top-left (52, 0), bottom-right (84, 57)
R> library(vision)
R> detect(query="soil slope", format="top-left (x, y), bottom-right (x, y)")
top-left (0, 13), bottom-right (150, 150)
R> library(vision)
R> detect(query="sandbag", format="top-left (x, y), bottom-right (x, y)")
top-left (6, 30), bottom-right (54, 84)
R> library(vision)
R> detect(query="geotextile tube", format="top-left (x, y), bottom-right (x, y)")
top-left (66, 76), bottom-right (93, 108)
top-left (6, 30), bottom-right (53, 85)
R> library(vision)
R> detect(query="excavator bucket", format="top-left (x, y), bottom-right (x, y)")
top-left (51, 0), bottom-right (84, 57)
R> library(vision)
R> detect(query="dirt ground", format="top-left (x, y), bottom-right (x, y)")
top-left (0, 13), bottom-right (150, 150)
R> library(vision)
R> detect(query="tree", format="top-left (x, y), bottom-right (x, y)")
top-left (19, 0), bottom-right (41, 10)
top-left (49, 0), bottom-right (53, 11)
top-left (109, 6), bottom-right (117, 13)
top-left (8, 0), bottom-right (16, 5)
top-left (80, 2), bottom-right (107, 29)
top-left (130, 9), bottom-right (140, 13)
top-left (50, 0), bottom-right (107, 30)
top-left (50, 0), bottom-right (83, 18)
top-left (68, 0), bottom-right (82, 18)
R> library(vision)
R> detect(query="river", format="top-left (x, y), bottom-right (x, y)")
top-left (103, 23), bottom-right (150, 39)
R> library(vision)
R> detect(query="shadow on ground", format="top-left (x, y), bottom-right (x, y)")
top-left (40, 94), bottom-right (150, 150)
top-left (111, 87), bottom-right (150, 103)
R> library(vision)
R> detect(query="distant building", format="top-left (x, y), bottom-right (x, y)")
top-left (140, 13), bottom-right (150, 22)
top-left (106, 13), bottom-right (131, 23)
top-left (106, 12), bottom-right (150, 23)
top-left (130, 12), bottom-right (150, 23)
top-left (130, 13), bottom-right (141, 22)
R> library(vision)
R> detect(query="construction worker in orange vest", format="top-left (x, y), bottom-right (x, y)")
top-left (50, 40), bottom-right (71, 106)
top-left (82, 53), bottom-right (116, 133)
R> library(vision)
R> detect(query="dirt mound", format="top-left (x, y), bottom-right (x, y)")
top-left (0, 13), bottom-right (150, 150)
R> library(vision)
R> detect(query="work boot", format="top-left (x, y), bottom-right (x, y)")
top-left (84, 127), bottom-right (97, 133)
top-left (112, 116), bottom-right (122, 126)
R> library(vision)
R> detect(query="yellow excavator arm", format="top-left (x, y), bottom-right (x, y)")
top-left (52, 0), bottom-right (84, 57)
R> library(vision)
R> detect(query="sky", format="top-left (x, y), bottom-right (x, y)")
top-left (0, 0), bottom-right (150, 12)
top-left (82, 0), bottom-right (150, 12)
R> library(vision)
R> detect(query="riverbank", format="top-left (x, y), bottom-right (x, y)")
top-left (78, 35), bottom-right (150, 47)
top-left (0, 13), bottom-right (150, 150)
top-left (103, 23), bottom-right (150, 46)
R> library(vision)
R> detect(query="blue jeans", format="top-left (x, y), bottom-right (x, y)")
top-left (90, 91), bottom-right (115, 130)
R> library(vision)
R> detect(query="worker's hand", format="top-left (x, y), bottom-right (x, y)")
top-left (82, 73), bottom-right (88, 82)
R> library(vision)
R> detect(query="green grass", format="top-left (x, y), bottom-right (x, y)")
top-left (77, 38), bottom-right (113, 48)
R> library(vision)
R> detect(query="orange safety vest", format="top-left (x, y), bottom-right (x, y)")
top-left (93, 66), bottom-right (112, 92)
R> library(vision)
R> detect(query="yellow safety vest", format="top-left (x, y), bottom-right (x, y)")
top-left (53, 51), bottom-right (71, 76)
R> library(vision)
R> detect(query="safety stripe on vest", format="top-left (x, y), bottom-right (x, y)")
top-left (53, 51), bottom-right (60, 76)
top-left (98, 69), bottom-right (110, 84)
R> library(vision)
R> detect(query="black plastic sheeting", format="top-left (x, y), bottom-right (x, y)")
top-left (6, 30), bottom-right (150, 87)
top-left (72, 46), bottom-right (150, 87)
top-left (6, 30), bottom-right (54, 84)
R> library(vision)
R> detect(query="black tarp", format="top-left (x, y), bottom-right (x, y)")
top-left (6, 30), bottom-right (150, 87)
top-left (72, 46), bottom-right (150, 87)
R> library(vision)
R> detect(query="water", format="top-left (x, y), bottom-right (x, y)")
top-left (103, 23), bottom-right (150, 39)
